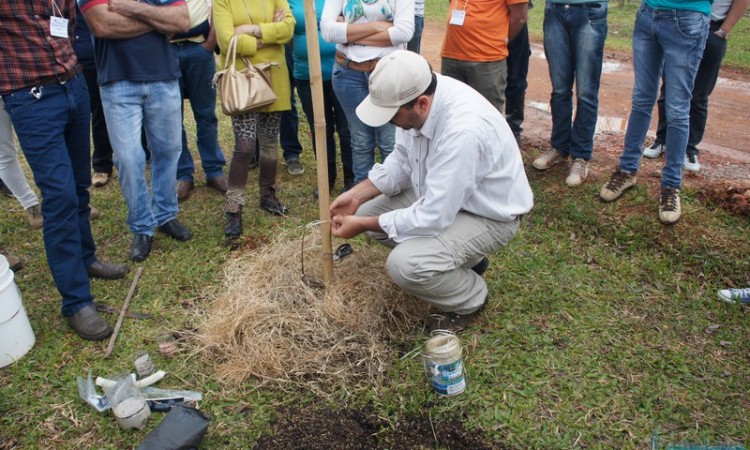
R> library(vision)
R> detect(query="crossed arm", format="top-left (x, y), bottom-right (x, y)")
top-left (82, 0), bottom-right (189, 40)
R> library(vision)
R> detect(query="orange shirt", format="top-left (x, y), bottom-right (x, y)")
top-left (441, 0), bottom-right (528, 62)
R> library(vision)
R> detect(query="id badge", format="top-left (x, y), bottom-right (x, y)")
top-left (449, 9), bottom-right (465, 26)
top-left (50, 16), bottom-right (69, 38)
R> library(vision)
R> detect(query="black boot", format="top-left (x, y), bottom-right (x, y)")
top-left (225, 211), bottom-right (242, 239)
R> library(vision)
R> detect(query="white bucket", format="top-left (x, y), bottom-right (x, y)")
top-left (0, 255), bottom-right (36, 368)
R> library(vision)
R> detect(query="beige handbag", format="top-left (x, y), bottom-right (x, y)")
top-left (213, 34), bottom-right (278, 116)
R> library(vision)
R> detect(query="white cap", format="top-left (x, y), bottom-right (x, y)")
top-left (356, 50), bottom-right (433, 127)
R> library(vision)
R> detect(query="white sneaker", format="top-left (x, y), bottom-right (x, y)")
top-left (658, 186), bottom-right (681, 224)
top-left (533, 149), bottom-right (567, 170)
top-left (565, 159), bottom-right (589, 187)
top-left (600, 169), bottom-right (637, 202)
top-left (643, 142), bottom-right (664, 159)
top-left (718, 287), bottom-right (750, 304)
top-left (683, 154), bottom-right (700, 172)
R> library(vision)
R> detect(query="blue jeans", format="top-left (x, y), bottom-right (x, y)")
top-left (296, 79), bottom-right (354, 186)
top-left (654, 20), bottom-right (727, 158)
top-left (619, 3), bottom-right (709, 188)
top-left (543, 1), bottom-right (607, 160)
top-left (172, 42), bottom-right (226, 182)
top-left (3, 75), bottom-right (96, 316)
top-left (100, 80), bottom-right (182, 234)
top-left (281, 44), bottom-right (303, 161)
top-left (332, 63), bottom-right (395, 183)
top-left (407, 15), bottom-right (424, 53)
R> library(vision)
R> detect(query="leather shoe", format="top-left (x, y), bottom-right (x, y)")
top-left (87, 260), bottom-right (129, 280)
top-left (130, 234), bottom-right (153, 262)
top-left (225, 211), bottom-right (242, 239)
top-left (206, 175), bottom-right (228, 193)
top-left (471, 257), bottom-right (490, 276)
top-left (176, 180), bottom-right (195, 201)
top-left (65, 304), bottom-right (113, 341)
top-left (158, 218), bottom-right (193, 241)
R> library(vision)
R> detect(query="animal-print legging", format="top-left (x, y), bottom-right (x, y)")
top-left (224, 111), bottom-right (281, 213)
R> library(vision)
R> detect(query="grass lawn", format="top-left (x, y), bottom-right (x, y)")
top-left (2, 3), bottom-right (750, 448)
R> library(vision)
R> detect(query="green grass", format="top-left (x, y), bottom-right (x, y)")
top-left (426, 0), bottom-right (750, 72)
top-left (1, 97), bottom-right (750, 448)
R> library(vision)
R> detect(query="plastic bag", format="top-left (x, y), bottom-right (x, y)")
top-left (137, 403), bottom-right (210, 450)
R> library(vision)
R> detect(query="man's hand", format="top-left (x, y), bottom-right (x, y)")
top-left (330, 191), bottom-right (359, 217)
top-left (331, 215), bottom-right (363, 238)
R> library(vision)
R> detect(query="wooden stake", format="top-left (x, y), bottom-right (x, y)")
top-left (302, 0), bottom-right (334, 286)
top-left (104, 267), bottom-right (144, 358)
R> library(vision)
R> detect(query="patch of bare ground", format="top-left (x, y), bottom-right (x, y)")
top-left (255, 406), bottom-right (505, 450)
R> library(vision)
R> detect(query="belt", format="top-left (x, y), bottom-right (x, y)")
top-left (560, 2), bottom-right (602, 8)
top-left (171, 37), bottom-right (206, 45)
top-left (335, 52), bottom-right (379, 73)
top-left (36, 65), bottom-right (81, 87)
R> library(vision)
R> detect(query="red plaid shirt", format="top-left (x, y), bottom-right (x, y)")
top-left (0, 0), bottom-right (78, 95)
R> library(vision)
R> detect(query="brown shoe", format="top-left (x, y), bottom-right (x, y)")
top-left (65, 304), bottom-right (113, 341)
top-left (206, 175), bottom-right (228, 193)
top-left (87, 259), bottom-right (129, 280)
top-left (427, 296), bottom-right (488, 333)
top-left (90, 205), bottom-right (102, 220)
top-left (176, 180), bottom-right (195, 201)
top-left (92, 172), bottom-right (110, 187)
top-left (0, 249), bottom-right (23, 272)
top-left (26, 204), bottom-right (43, 230)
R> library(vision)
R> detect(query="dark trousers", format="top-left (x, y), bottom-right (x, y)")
top-left (296, 79), bottom-right (353, 187)
top-left (654, 20), bottom-right (727, 157)
top-left (281, 45), bottom-right (303, 161)
top-left (505, 22), bottom-right (531, 139)
top-left (3, 76), bottom-right (96, 316)
top-left (82, 65), bottom-right (114, 174)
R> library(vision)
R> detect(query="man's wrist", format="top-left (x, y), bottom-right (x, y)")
top-left (715, 28), bottom-right (728, 39)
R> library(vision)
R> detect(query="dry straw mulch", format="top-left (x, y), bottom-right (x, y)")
top-left (196, 230), bottom-right (428, 393)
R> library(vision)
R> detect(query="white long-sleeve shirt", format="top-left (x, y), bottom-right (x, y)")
top-left (369, 74), bottom-right (534, 243)
top-left (320, 0), bottom-right (414, 63)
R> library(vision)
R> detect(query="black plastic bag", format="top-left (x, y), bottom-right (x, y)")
top-left (137, 404), bottom-right (210, 450)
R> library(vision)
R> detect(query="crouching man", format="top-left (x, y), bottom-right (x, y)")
top-left (330, 50), bottom-right (533, 332)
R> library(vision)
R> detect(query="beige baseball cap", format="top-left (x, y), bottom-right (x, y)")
top-left (356, 50), bottom-right (433, 127)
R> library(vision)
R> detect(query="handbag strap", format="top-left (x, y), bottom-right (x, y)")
top-left (240, 0), bottom-right (267, 25)
top-left (224, 35), bottom-right (239, 72)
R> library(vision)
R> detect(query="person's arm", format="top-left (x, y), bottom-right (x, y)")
top-left (507, 2), bottom-right (528, 42)
top-left (354, 0), bottom-right (413, 46)
top-left (108, 0), bottom-right (190, 35)
top-left (203, 20), bottom-right (217, 52)
top-left (716, 0), bottom-right (750, 39)
top-left (320, 0), bottom-right (349, 43)
top-left (80, 2), bottom-right (153, 39)
top-left (346, 21), bottom-right (393, 45)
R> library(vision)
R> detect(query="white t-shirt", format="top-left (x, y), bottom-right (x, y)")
top-left (320, 0), bottom-right (414, 62)
top-left (369, 74), bottom-right (534, 243)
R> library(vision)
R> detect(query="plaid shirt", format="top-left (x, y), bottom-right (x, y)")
top-left (0, 0), bottom-right (78, 95)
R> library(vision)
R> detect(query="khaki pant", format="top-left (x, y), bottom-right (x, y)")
top-left (358, 189), bottom-right (520, 314)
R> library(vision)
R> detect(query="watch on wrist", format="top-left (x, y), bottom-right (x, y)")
top-left (715, 28), bottom-right (728, 39)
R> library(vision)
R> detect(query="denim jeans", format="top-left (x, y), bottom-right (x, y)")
top-left (172, 42), bottom-right (226, 182)
top-left (619, 3), bottom-right (709, 188)
top-left (82, 65), bottom-right (115, 175)
top-left (296, 79), bottom-right (353, 186)
top-left (407, 15), bottom-right (424, 54)
top-left (543, 1), bottom-right (607, 160)
top-left (332, 63), bottom-right (394, 183)
top-left (505, 22), bottom-right (531, 138)
top-left (3, 75), bottom-right (96, 316)
top-left (281, 44), bottom-right (303, 161)
top-left (100, 80), bottom-right (182, 234)
top-left (654, 20), bottom-right (727, 158)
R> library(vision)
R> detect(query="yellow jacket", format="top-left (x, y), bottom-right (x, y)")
top-left (214, 0), bottom-right (295, 112)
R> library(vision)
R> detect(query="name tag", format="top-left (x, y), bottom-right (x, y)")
top-left (449, 9), bottom-right (465, 26)
top-left (50, 16), bottom-right (69, 38)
